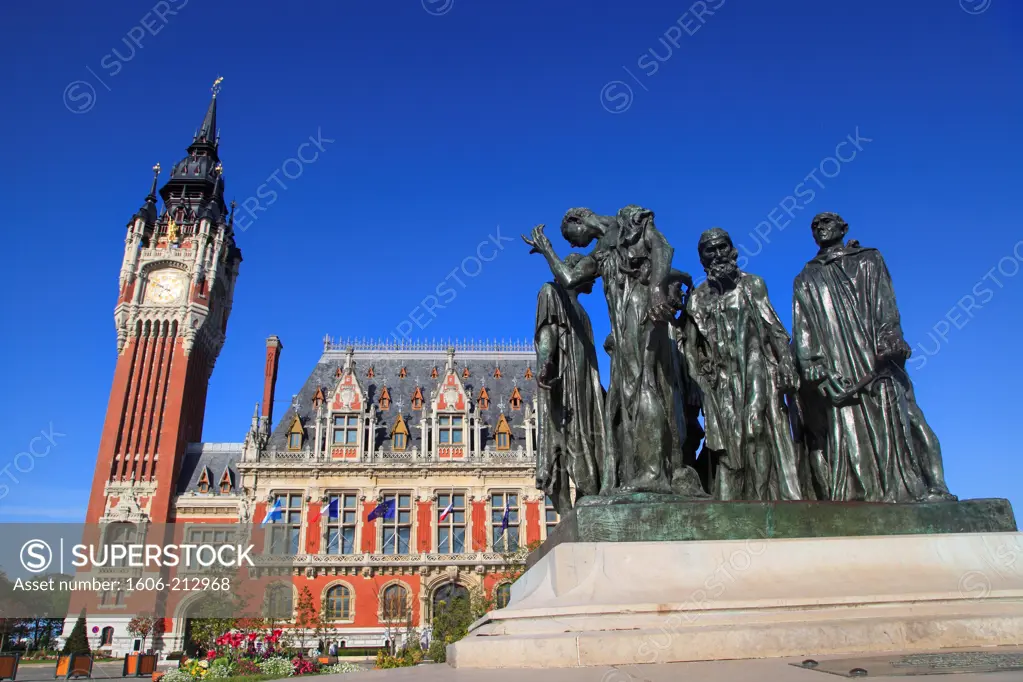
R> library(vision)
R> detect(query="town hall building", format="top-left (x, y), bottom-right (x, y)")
top-left (70, 88), bottom-right (552, 656)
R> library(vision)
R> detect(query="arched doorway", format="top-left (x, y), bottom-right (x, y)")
top-left (430, 582), bottom-right (469, 622)
top-left (180, 598), bottom-right (205, 656)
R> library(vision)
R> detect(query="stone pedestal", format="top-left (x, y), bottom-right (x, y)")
top-left (529, 497), bottom-right (1016, 567)
top-left (448, 530), bottom-right (1023, 669)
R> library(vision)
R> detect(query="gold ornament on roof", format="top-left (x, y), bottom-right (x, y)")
top-left (211, 76), bottom-right (224, 97)
top-left (167, 217), bottom-right (179, 244)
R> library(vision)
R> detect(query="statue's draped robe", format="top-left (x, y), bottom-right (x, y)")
top-left (792, 245), bottom-right (951, 502)
top-left (684, 273), bottom-right (803, 501)
top-left (596, 210), bottom-right (689, 493)
top-left (535, 282), bottom-right (606, 513)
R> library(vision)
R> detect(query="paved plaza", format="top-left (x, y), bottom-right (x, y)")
top-left (306, 647), bottom-right (1023, 681)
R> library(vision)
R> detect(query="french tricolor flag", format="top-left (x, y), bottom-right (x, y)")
top-left (439, 499), bottom-right (454, 521)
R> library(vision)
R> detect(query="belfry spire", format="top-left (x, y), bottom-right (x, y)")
top-left (191, 76), bottom-right (222, 151)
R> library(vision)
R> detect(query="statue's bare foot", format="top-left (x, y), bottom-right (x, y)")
top-left (671, 467), bottom-right (710, 498)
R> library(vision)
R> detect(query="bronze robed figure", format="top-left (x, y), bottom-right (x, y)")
top-left (683, 228), bottom-right (808, 501)
top-left (525, 206), bottom-right (705, 501)
top-left (524, 205), bottom-right (955, 508)
top-left (792, 212), bottom-right (955, 503)
top-left (533, 253), bottom-right (608, 513)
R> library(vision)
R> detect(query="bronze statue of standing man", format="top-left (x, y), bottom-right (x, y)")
top-left (683, 228), bottom-right (806, 501)
top-left (792, 212), bottom-right (955, 503)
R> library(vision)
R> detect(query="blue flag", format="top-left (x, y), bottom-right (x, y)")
top-left (327, 497), bottom-right (340, 520)
top-left (500, 503), bottom-right (510, 532)
top-left (368, 498), bottom-right (396, 521)
top-left (261, 498), bottom-right (283, 527)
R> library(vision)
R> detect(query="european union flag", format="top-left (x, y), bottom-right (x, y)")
top-left (367, 498), bottom-right (396, 521)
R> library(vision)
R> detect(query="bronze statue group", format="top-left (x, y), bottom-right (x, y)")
top-left (525, 208), bottom-right (956, 513)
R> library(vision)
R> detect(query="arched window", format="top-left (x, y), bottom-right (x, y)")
top-left (265, 583), bottom-right (293, 620)
top-left (381, 584), bottom-right (409, 622)
top-left (100, 626), bottom-right (114, 646)
top-left (495, 583), bottom-right (512, 609)
top-left (325, 584), bottom-right (352, 620)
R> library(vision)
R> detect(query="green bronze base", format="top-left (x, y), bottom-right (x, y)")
top-left (529, 497), bottom-right (1017, 568)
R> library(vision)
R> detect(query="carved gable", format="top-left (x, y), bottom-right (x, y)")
top-left (331, 370), bottom-right (365, 412)
top-left (434, 369), bottom-right (468, 412)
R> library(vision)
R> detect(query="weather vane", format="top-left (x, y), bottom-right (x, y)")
top-left (211, 76), bottom-right (224, 98)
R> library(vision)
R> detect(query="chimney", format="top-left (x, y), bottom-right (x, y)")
top-left (262, 336), bottom-right (284, 425)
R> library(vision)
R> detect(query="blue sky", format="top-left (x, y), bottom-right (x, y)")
top-left (1, 0), bottom-right (1020, 521)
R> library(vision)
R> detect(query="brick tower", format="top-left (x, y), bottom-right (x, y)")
top-left (85, 85), bottom-right (242, 525)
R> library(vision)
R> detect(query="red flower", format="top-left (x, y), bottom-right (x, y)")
top-left (205, 650), bottom-right (217, 661)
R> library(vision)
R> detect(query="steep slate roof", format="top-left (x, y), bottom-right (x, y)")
top-left (177, 442), bottom-right (243, 494)
top-left (268, 346), bottom-right (537, 453)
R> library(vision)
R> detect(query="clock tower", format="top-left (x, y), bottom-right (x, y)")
top-left (86, 83), bottom-right (242, 524)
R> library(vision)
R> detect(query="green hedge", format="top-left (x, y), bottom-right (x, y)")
top-left (335, 648), bottom-right (383, 657)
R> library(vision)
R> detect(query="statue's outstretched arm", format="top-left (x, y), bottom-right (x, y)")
top-left (523, 224), bottom-right (599, 289)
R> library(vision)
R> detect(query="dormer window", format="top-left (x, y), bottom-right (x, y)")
top-left (494, 367), bottom-right (503, 379)
top-left (379, 387), bottom-right (391, 410)
top-left (510, 387), bottom-right (523, 410)
top-left (392, 414), bottom-right (410, 451)
top-left (411, 387), bottom-right (424, 411)
top-left (524, 367), bottom-right (533, 380)
top-left (399, 367), bottom-right (408, 379)
top-left (431, 367), bottom-right (439, 379)
top-left (335, 366), bottom-right (343, 378)
top-left (219, 468), bottom-right (233, 494)
top-left (367, 366), bottom-right (375, 378)
top-left (495, 414), bottom-right (512, 451)
top-left (462, 367), bottom-right (470, 378)
top-left (197, 467), bottom-right (212, 494)
top-left (478, 387), bottom-right (490, 410)
top-left (287, 415), bottom-right (304, 451)
top-left (312, 387), bottom-right (325, 410)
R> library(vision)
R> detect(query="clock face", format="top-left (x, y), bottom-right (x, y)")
top-left (145, 270), bottom-right (186, 304)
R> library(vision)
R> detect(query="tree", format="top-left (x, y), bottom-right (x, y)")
top-left (127, 614), bottom-right (163, 653)
top-left (313, 602), bottom-right (333, 655)
top-left (61, 609), bottom-right (91, 656)
top-left (293, 587), bottom-right (318, 653)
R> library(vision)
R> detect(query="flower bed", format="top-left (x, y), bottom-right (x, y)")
top-left (167, 629), bottom-right (362, 681)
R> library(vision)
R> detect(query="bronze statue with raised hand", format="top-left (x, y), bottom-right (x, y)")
top-left (525, 207), bottom-right (705, 498)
